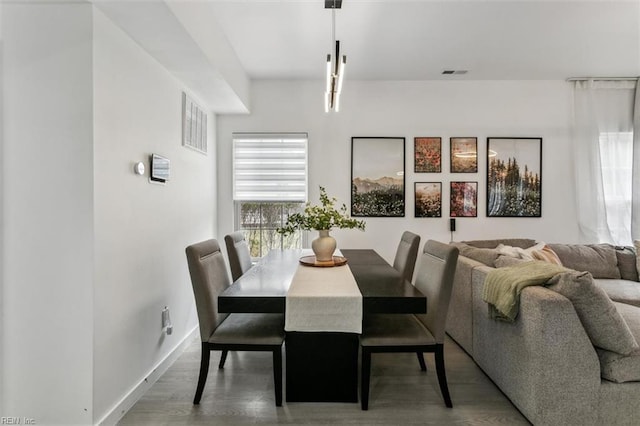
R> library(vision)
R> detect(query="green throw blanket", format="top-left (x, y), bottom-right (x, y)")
top-left (483, 261), bottom-right (567, 322)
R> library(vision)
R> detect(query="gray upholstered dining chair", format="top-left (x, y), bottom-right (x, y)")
top-left (224, 232), bottom-right (253, 282)
top-left (360, 239), bottom-right (459, 410)
top-left (185, 239), bottom-right (285, 406)
top-left (392, 231), bottom-right (421, 283)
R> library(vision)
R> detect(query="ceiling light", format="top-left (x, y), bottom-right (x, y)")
top-left (325, 0), bottom-right (346, 113)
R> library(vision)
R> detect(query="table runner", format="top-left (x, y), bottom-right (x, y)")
top-left (285, 250), bottom-right (363, 333)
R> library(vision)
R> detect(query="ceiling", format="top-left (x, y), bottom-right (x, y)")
top-left (93, 0), bottom-right (640, 111)
top-left (208, 0), bottom-right (640, 80)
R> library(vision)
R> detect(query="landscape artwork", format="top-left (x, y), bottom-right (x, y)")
top-left (450, 181), bottom-right (477, 217)
top-left (351, 137), bottom-right (405, 217)
top-left (487, 137), bottom-right (542, 217)
top-left (414, 182), bottom-right (442, 218)
top-left (450, 137), bottom-right (478, 173)
top-left (414, 137), bottom-right (441, 173)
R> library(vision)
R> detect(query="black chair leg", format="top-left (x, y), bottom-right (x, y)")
top-left (194, 343), bottom-right (211, 404)
top-left (218, 350), bottom-right (228, 369)
top-left (273, 347), bottom-right (283, 407)
top-left (435, 344), bottom-right (452, 408)
top-left (416, 352), bottom-right (427, 371)
top-left (361, 348), bottom-right (372, 410)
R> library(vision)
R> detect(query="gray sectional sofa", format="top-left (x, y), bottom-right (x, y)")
top-left (446, 239), bottom-right (640, 426)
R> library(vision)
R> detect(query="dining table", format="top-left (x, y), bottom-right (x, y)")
top-left (218, 248), bottom-right (426, 403)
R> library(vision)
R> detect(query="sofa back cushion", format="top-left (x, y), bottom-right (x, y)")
top-left (615, 246), bottom-right (639, 281)
top-left (548, 271), bottom-right (638, 355)
top-left (548, 243), bottom-right (621, 279)
top-left (462, 238), bottom-right (537, 249)
top-left (596, 302), bottom-right (640, 383)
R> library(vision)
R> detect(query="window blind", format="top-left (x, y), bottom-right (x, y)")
top-left (233, 133), bottom-right (308, 202)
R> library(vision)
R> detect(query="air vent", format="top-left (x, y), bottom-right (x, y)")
top-left (442, 70), bottom-right (468, 75)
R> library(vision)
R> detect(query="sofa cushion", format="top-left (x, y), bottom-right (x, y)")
top-left (547, 271), bottom-right (638, 355)
top-left (548, 243), bottom-right (621, 279)
top-left (494, 255), bottom-right (528, 268)
top-left (463, 238), bottom-right (537, 249)
top-left (616, 246), bottom-right (639, 281)
top-left (451, 242), bottom-right (499, 267)
top-left (596, 302), bottom-right (640, 383)
top-left (593, 279), bottom-right (640, 308)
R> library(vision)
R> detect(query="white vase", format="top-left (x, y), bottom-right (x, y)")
top-left (311, 230), bottom-right (336, 262)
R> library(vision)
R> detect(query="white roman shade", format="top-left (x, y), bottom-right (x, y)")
top-left (233, 133), bottom-right (308, 202)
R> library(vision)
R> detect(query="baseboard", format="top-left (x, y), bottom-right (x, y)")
top-left (97, 326), bottom-right (198, 426)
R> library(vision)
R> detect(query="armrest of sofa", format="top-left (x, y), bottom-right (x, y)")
top-left (446, 255), bottom-right (487, 355)
top-left (472, 275), bottom-right (601, 426)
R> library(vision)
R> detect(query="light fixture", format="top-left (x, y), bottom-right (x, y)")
top-left (324, 0), bottom-right (346, 112)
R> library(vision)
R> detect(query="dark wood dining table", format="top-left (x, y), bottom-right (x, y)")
top-left (218, 248), bottom-right (426, 403)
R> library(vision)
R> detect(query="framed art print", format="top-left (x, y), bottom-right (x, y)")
top-left (414, 137), bottom-right (441, 173)
top-left (450, 181), bottom-right (477, 217)
top-left (414, 182), bottom-right (442, 217)
top-left (450, 137), bottom-right (477, 173)
top-left (351, 137), bottom-right (405, 217)
top-left (487, 137), bottom-right (542, 217)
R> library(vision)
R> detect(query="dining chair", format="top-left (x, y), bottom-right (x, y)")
top-left (185, 239), bottom-right (285, 406)
top-left (392, 231), bottom-right (421, 283)
top-left (360, 239), bottom-right (459, 410)
top-left (224, 232), bottom-right (253, 282)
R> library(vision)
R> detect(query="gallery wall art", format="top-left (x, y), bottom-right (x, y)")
top-left (414, 182), bottom-right (442, 218)
top-left (414, 137), bottom-right (441, 173)
top-left (450, 181), bottom-right (478, 217)
top-left (450, 137), bottom-right (478, 173)
top-left (351, 137), bottom-right (405, 217)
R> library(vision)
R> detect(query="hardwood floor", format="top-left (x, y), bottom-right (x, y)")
top-left (119, 335), bottom-right (530, 425)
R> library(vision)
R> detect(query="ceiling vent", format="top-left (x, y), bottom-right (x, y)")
top-left (442, 70), bottom-right (468, 75)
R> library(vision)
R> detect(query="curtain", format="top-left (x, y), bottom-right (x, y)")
top-left (571, 79), bottom-right (636, 245)
top-left (632, 78), bottom-right (640, 241)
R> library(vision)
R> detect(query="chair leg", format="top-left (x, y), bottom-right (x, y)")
top-left (416, 352), bottom-right (427, 371)
top-left (193, 343), bottom-right (211, 404)
top-left (361, 347), bottom-right (372, 410)
top-left (272, 346), bottom-right (283, 407)
top-left (435, 344), bottom-right (453, 408)
top-left (218, 350), bottom-right (228, 369)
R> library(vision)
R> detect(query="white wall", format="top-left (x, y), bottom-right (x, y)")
top-left (92, 9), bottom-right (213, 423)
top-left (217, 80), bottom-right (579, 263)
top-left (2, 3), bottom-right (94, 424)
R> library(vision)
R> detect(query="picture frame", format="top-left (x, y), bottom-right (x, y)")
top-left (414, 137), bottom-right (441, 173)
top-left (486, 137), bottom-right (542, 217)
top-left (351, 137), bottom-right (405, 217)
top-left (414, 182), bottom-right (442, 218)
top-left (450, 181), bottom-right (478, 217)
top-left (182, 92), bottom-right (207, 154)
top-left (450, 137), bottom-right (478, 173)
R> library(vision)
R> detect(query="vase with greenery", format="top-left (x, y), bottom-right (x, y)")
top-left (277, 186), bottom-right (366, 261)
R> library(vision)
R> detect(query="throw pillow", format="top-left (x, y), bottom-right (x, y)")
top-left (494, 255), bottom-right (528, 268)
top-left (547, 270), bottom-right (639, 355)
top-left (451, 242), bottom-right (500, 267)
top-left (615, 246), bottom-right (639, 282)
top-left (548, 243), bottom-right (621, 279)
top-left (531, 245), bottom-right (563, 266)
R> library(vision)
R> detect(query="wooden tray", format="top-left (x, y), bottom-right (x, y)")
top-left (299, 255), bottom-right (348, 267)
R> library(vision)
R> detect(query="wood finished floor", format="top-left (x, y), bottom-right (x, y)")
top-left (119, 336), bottom-right (530, 425)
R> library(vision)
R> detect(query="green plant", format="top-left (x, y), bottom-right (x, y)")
top-left (276, 187), bottom-right (366, 235)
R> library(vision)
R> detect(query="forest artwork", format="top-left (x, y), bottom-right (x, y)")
top-left (351, 137), bottom-right (405, 217)
top-left (415, 182), bottom-right (442, 217)
top-left (487, 137), bottom-right (542, 217)
top-left (414, 137), bottom-right (441, 173)
top-left (450, 181), bottom-right (477, 217)
top-left (450, 137), bottom-right (478, 173)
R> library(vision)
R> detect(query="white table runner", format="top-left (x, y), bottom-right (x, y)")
top-left (285, 250), bottom-right (363, 333)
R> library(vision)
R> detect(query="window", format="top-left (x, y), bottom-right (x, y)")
top-left (233, 133), bottom-right (308, 257)
top-left (599, 131), bottom-right (633, 244)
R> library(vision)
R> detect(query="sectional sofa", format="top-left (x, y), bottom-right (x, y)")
top-left (446, 238), bottom-right (640, 426)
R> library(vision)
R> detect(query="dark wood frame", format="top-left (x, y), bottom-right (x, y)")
top-left (486, 137), bottom-right (542, 217)
top-left (450, 137), bottom-right (478, 173)
top-left (450, 181), bottom-right (478, 217)
top-left (351, 137), bottom-right (405, 217)
top-left (414, 182), bottom-right (442, 218)
top-left (414, 137), bottom-right (442, 173)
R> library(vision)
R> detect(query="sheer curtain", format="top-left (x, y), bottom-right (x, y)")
top-left (571, 79), bottom-right (638, 245)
